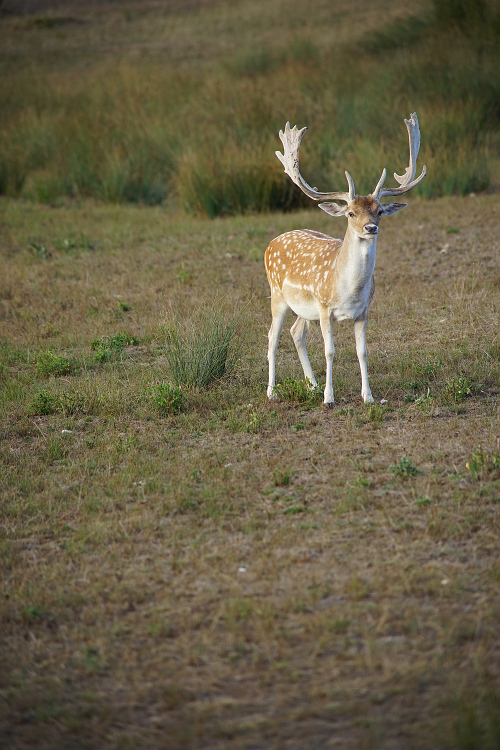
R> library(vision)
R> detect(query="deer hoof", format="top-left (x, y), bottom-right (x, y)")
top-left (324, 401), bottom-right (334, 410)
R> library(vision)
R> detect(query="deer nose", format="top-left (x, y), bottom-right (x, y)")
top-left (364, 223), bottom-right (378, 235)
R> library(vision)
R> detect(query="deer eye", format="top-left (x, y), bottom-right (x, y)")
top-left (348, 211), bottom-right (355, 218)
top-left (378, 209), bottom-right (383, 216)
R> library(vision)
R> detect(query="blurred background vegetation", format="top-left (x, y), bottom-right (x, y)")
top-left (0, 0), bottom-right (499, 216)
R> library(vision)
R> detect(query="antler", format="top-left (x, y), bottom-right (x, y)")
top-left (276, 122), bottom-right (355, 203)
top-left (372, 112), bottom-right (427, 199)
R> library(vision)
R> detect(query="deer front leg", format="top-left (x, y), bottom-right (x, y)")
top-left (267, 293), bottom-right (289, 399)
top-left (354, 315), bottom-right (374, 404)
top-left (290, 317), bottom-right (317, 390)
top-left (319, 309), bottom-right (335, 407)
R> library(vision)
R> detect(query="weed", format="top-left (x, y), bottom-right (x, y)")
top-left (29, 390), bottom-right (59, 415)
top-left (466, 446), bottom-right (500, 478)
top-left (274, 378), bottom-right (323, 406)
top-left (21, 605), bottom-right (43, 624)
top-left (391, 456), bottom-right (421, 478)
top-left (416, 496), bottom-right (433, 507)
top-left (54, 236), bottom-right (95, 252)
top-left (444, 374), bottom-right (474, 403)
top-left (176, 269), bottom-right (194, 285)
top-left (283, 505), bottom-right (308, 515)
top-left (274, 468), bottom-right (292, 487)
top-left (151, 382), bottom-right (186, 415)
top-left (246, 411), bottom-right (262, 433)
top-left (91, 333), bottom-right (139, 363)
top-left (368, 404), bottom-right (386, 423)
top-left (37, 349), bottom-right (75, 377)
top-left (30, 389), bottom-right (95, 416)
top-left (29, 243), bottom-right (51, 259)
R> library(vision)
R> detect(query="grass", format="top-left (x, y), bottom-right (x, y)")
top-left (161, 300), bottom-right (241, 388)
top-left (0, 1), bottom-right (499, 214)
top-left (1, 192), bottom-right (499, 748)
top-left (0, 0), bottom-right (500, 747)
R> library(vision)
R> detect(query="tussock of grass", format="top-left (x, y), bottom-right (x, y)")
top-left (161, 301), bottom-right (241, 389)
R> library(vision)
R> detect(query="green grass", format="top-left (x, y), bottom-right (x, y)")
top-left (0, 0), bottom-right (498, 214)
top-left (161, 300), bottom-right (241, 388)
top-left (0, 1), bottom-right (500, 747)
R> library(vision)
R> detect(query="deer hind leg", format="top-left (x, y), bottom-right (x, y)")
top-left (319, 308), bottom-right (335, 407)
top-left (290, 317), bottom-right (317, 390)
top-left (354, 315), bottom-right (374, 404)
top-left (267, 291), bottom-right (289, 399)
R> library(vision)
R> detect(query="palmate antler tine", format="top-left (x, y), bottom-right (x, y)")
top-left (372, 112), bottom-right (427, 199)
top-left (276, 122), bottom-right (354, 203)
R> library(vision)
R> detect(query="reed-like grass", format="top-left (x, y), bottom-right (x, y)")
top-left (0, 0), bottom-right (498, 213)
top-left (161, 301), bottom-right (242, 389)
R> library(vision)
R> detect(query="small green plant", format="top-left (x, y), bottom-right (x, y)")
top-left (283, 505), bottom-right (308, 515)
top-left (246, 410), bottom-right (262, 433)
top-left (176, 269), bottom-right (194, 285)
top-left (30, 389), bottom-right (94, 416)
top-left (91, 332), bottom-right (140, 362)
top-left (274, 468), bottom-right (292, 487)
top-left (466, 446), bottom-right (500, 478)
top-left (368, 404), bottom-right (386, 422)
top-left (21, 605), bottom-right (43, 624)
top-left (30, 390), bottom-right (59, 415)
top-left (151, 382), bottom-right (186, 415)
top-left (416, 496), bottom-right (433, 507)
top-left (274, 378), bottom-right (323, 406)
top-left (29, 243), bottom-right (51, 259)
top-left (37, 349), bottom-right (75, 377)
top-left (444, 374), bottom-right (474, 403)
top-left (55, 236), bottom-right (95, 252)
top-left (391, 456), bottom-right (421, 478)
top-left (162, 301), bottom-right (241, 388)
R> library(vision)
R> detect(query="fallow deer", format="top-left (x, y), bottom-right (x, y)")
top-left (265, 112), bottom-right (426, 406)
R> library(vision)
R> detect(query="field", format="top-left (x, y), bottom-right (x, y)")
top-left (1, 1), bottom-right (500, 749)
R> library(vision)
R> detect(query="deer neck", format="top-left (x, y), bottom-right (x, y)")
top-left (338, 225), bottom-right (377, 293)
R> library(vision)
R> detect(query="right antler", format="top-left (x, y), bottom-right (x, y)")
top-left (276, 122), bottom-right (355, 203)
top-left (372, 112), bottom-right (427, 199)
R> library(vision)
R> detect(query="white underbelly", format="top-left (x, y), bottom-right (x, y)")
top-left (282, 282), bottom-right (321, 320)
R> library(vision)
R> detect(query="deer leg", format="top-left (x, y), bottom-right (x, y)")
top-left (354, 316), bottom-right (374, 404)
top-left (267, 292), bottom-right (289, 399)
top-left (319, 309), bottom-right (335, 407)
top-left (290, 317), bottom-right (317, 390)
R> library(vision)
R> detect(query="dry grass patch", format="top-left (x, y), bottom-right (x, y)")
top-left (1, 194), bottom-right (500, 748)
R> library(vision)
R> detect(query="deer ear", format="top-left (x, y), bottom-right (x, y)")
top-left (381, 202), bottom-right (407, 215)
top-left (318, 202), bottom-right (347, 217)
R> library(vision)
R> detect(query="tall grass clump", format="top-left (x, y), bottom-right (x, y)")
top-left (161, 300), bottom-right (242, 388)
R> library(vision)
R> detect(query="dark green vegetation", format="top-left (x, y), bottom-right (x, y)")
top-left (1, 194), bottom-right (499, 748)
top-left (0, 0), bottom-right (499, 214)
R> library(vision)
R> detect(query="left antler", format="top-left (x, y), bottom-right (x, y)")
top-left (372, 112), bottom-right (427, 199)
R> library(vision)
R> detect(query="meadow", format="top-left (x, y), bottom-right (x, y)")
top-left (1, 0), bottom-right (500, 748)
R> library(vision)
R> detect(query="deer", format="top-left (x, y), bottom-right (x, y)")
top-left (265, 112), bottom-right (426, 407)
